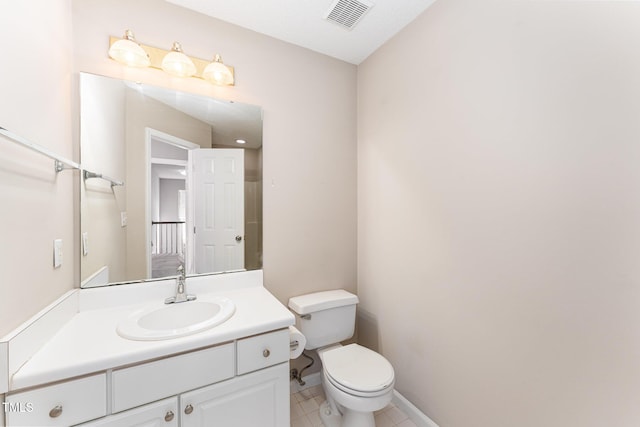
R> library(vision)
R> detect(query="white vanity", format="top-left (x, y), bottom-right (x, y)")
top-left (0, 270), bottom-right (294, 427)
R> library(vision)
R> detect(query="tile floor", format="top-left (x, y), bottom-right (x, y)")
top-left (290, 385), bottom-right (417, 427)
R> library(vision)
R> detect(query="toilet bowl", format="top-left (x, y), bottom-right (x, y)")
top-left (317, 344), bottom-right (395, 427)
top-left (288, 290), bottom-right (395, 427)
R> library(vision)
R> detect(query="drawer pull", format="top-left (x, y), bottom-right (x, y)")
top-left (263, 349), bottom-right (271, 358)
top-left (184, 404), bottom-right (194, 415)
top-left (165, 410), bottom-right (175, 422)
top-left (49, 405), bottom-right (63, 418)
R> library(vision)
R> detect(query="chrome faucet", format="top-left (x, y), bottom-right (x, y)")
top-left (165, 265), bottom-right (197, 304)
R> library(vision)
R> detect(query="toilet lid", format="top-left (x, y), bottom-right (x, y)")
top-left (322, 344), bottom-right (395, 394)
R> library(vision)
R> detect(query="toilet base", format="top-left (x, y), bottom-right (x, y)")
top-left (318, 400), bottom-right (377, 427)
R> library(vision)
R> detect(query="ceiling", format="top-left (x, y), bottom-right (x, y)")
top-left (167, 0), bottom-right (437, 64)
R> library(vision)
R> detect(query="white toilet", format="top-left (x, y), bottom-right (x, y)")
top-left (288, 290), bottom-right (395, 427)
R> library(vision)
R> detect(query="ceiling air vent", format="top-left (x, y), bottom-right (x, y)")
top-left (324, 0), bottom-right (374, 30)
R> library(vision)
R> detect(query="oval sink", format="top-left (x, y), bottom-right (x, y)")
top-left (116, 297), bottom-right (235, 341)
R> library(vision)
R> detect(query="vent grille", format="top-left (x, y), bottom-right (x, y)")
top-left (324, 0), bottom-right (373, 30)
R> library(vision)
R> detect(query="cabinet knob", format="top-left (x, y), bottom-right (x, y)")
top-left (164, 410), bottom-right (175, 422)
top-left (49, 405), bottom-right (63, 418)
top-left (263, 348), bottom-right (271, 358)
top-left (184, 404), bottom-right (194, 415)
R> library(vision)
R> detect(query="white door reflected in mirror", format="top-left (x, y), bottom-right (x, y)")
top-left (191, 148), bottom-right (245, 274)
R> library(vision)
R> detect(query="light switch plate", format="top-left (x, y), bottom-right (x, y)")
top-left (53, 239), bottom-right (63, 268)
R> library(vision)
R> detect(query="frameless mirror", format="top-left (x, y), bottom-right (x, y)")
top-left (80, 72), bottom-right (263, 288)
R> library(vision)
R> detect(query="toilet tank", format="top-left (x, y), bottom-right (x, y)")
top-left (288, 290), bottom-right (359, 350)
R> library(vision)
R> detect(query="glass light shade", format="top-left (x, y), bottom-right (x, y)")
top-left (203, 55), bottom-right (234, 86)
top-left (161, 42), bottom-right (196, 78)
top-left (108, 30), bottom-right (150, 67)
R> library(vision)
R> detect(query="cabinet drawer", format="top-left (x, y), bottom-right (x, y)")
top-left (112, 343), bottom-right (234, 413)
top-left (5, 374), bottom-right (106, 426)
top-left (237, 329), bottom-right (290, 375)
top-left (76, 396), bottom-right (178, 426)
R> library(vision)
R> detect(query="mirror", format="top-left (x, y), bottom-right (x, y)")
top-left (80, 72), bottom-right (263, 287)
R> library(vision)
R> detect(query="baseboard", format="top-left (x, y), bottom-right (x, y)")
top-left (291, 374), bottom-right (438, 427)
top-left (392, 390), bottom-right (439, 427)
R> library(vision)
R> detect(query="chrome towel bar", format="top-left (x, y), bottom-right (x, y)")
top-left (0, 126), bottom-right (80, 173)
top-left (1, 125), bottom-right (125, 187)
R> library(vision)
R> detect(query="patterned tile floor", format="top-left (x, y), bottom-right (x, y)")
top-left (290, 385), bottom-right (417, 427)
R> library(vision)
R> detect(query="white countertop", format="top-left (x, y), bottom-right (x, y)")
top-left (9, 272), bottom-right (295, 391)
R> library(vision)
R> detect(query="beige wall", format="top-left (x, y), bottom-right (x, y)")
top-left (0, 0), bottom-right (75, 337)
top-left (0, 0), bottom-right (356, 335)
top-left (357, 1), bottom-right (640, 426)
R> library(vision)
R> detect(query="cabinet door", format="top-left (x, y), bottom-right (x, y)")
top-left (75, 397), bottom-right (178, 427)
top-left (180, 363), bottom-right (289, 427)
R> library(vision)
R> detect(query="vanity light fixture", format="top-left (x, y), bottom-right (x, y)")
top-left (108, 30), bottom-right (151, 67)
top-left (203, 54), bottom-right (234, 86)
top-left (161, 42), bottom-right (196, 78)
top-left (108, 31), bottom-right (235, 86)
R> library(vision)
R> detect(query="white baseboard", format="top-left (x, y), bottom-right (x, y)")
top-left (392, 390), bottom-right (439, 427)
top-left (291, 374), bottom-right (439, 427)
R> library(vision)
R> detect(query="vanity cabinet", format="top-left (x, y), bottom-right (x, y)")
top-left (1, 272), bottom-right (296, 427)
top-left (6, 328), bottom-right (290, 427)
top-left (78, 364), bottom-right (288, 427)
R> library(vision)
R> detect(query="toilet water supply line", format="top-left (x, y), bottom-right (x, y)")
top-left (294, 351), bottom-right (315, 386)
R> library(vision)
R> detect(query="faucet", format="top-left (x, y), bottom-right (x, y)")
top-left (165, 265), bottom-right (197, 304)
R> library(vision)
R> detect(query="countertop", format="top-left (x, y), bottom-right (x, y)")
top-left (9, 274), bottom-right (295, 391)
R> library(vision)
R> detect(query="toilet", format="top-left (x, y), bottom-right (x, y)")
top-left (288, 290), bottom-right (395, 427)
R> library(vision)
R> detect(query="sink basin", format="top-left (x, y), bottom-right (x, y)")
top-left (116, 297), bottom-right (235, 341)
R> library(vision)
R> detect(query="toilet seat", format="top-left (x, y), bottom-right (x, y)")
top-left (322, 344), bottom-right (395, 398)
